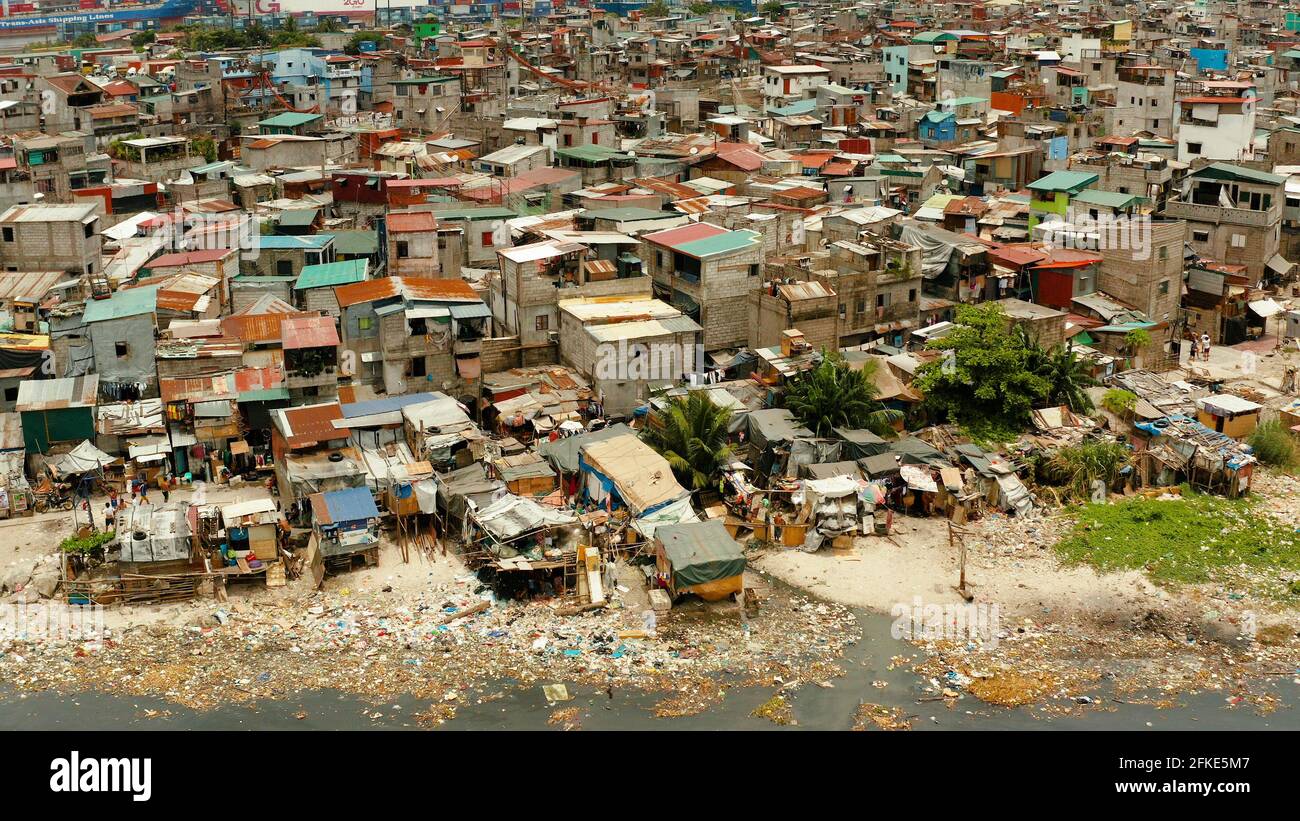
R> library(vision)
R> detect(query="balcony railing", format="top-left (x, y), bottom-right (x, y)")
top-left (1164, 199), bottom-right (1280, 227)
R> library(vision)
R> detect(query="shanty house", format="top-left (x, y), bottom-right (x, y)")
top-left (16, 374), bottom-right (98, 455)
top-left (310, 486), bottom-right (381, 572)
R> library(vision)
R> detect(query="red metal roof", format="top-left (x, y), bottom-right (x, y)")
top-left (386, 210), bottom-right (438, 233)
top-left (281, 315), bottom-right (341, 350)
top-left (148, 249), bottom-right (234, 267)
top-left (333, 276), bottom-right (478, 308)
top-left (281, 402), bottom-right (343, 448)
top-left (642, 221), bottom-right (728, 249)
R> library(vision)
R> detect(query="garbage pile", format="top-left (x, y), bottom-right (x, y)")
top-left (0, 572), bottom-right (858, 712)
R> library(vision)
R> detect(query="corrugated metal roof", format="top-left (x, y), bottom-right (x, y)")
top-left (295, 258), bottom-right (368, 290)
top-left (0, 271), bottom-right (65, 304)
top-left (82, 285), bottom-right (159, 324)
top-left (334, 276), bottom-right (479, 307)
top-left (311, 486), bottom-right (378, 524)
top-left (16, 374), bottom-right (99, 411)
top-left (281, 315), bottom-right (340, 350)
top-left (275, 401), bottom-right (344, 448)
top-left (160, 374), bottom-right (235, 404)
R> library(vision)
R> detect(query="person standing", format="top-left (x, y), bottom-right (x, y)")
top-left (1201, 332), bottom-right (1211, 362)
top-left (1189, 335), bottom-right (1199, 363)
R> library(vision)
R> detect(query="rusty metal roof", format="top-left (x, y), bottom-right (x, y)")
top-left (16, 374), bottom-right (99, 412)
top-left (274, 401), bottom-right (344, 449)
top-left (281, 315), bottom-right (341, 350)
top-left (333, 276), bottom-right (479, 308)
top-left (160, 374), bottom-right (235, 404)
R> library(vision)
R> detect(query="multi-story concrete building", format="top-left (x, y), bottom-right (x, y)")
top-left (641, 222), bottom-right (764, 351)
top-left (1175, 81), bottom-right (1258, 163)
top-left (1164, 162), bottom-right (1286, 285)
top-left (0, 203), bottom-right (101, 278)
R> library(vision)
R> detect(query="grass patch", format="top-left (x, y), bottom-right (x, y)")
top-left (1056, 490), bottom-right (1300, 597)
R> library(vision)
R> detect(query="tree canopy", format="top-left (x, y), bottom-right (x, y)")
top-left (784, 356), bottom-right (901, 438)
top-left (914, 302), bottom-right (1052, 436)
top-left (643, 392), bottom-right (735, 491)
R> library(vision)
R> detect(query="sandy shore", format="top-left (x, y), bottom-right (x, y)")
top-left (752, 509), bottom-right (1264, 637)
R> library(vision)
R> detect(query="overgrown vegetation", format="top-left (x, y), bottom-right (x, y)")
top-left (1101, 388), bottom-right (1137, 417)
top-left (784, 355), bottom-right (901, 438)
top-left (177, 23), bottom-right (320, 52)
top-left (60, 530), bottom-right (116, 554)
top-left (645, 0), bottom-right (671, 16)
top-left (1247, 420), bottom-right (1298, 470)
top-left (642, 392), bottom-right (734, 492)
top-left (1037, 440), bottom-right (1132, 501)
top-left (761, 0), bottom-right (785, 17)
top-left (1057, 490), bottom-right (1300, 597)
top-left (345, 31), bottom-right (387, 55)
top-left (131, 30), bottom-right (157, 51)
top-left (914, 303), bottom-right (1051, 432)
top-left (917, 303), bottom-right (1102, 434)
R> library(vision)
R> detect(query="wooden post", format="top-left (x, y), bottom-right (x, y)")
top-left (949, 521), bottom-right (973, 602)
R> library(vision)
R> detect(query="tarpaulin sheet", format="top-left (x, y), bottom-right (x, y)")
top-left (803, 474), bottom-right (860, 500)
top-left (537, 423), bottom-right (631, 474)
top-left (655, 519), bottom-right (745, 588)
top-left (747, 408), bottom-right (812, 449)
top-left (579, 433), bottom-right (688, 517)
top-left (473, 493), bottom-right (576, 542)
top-left (631, 495), bottom-right (701, 540)
top-left (55, 440), bottom-right (115, 475)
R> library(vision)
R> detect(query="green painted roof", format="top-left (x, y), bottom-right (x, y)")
top-left (556, 144), bottom-right (631, 163)
top-left (1191, 162), bottom-right (1285, 186)
top-left (258, 111), bottom-right (323, 128)
top-left (277, 208), bottom-right (319, 226)
top-left (1072, 188), bottom-right (1140, 209)
top-left (768, 98), bottom-right (817, 116)
top-left (913, 31), bottom-right (958, 42)
top-left (239, 388), bottom-right (290, 402)
top-left (294, 258), bottom-right (368, 290)
top-left (674, 230), bottom-right (759, 259)
top-left (945, 96), bottom-right (987, 107)
top-left (1027, 170), bottom-right (1100, 194)
top-left (922, 110), bottom-right (954, 124)
top-left (82, 285), bottom-right (159, 323)
top-left (329, 229), bottom-right (379, 255)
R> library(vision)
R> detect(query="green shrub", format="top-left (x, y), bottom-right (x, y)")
top-left (1248, 420), bottom-right (1298, 468)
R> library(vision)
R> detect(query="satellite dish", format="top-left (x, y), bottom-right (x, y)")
top-left (689, 146), bottom-right (700, 155)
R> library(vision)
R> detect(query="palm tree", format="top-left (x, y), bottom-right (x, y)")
top-left (643, 392), bottom-right (735, 491)
top-left (1036, 345), bottom-right (1099, 413)
top-left (784, 356), bottom-right (902, 437)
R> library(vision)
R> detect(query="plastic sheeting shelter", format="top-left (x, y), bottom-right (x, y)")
top-left (654, 519), bottom-right (745, 601)
top-left (471, 494), bottom-right (576, 544)
top-left (55, 440), bottom-right (116, 476)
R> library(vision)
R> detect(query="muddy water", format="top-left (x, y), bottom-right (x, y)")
top-left (1, 610), bottom-right (1297, 730)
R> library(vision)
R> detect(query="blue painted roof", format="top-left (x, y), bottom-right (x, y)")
top-left (318, 487), bottom-right (379, 524)
top-left (340, 391), bottom-right (437, 419)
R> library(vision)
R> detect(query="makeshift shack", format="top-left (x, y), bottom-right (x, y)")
top-left (464, 493), bottom-right (586, 600)
top-left (492, 451), bottom-right (558, 496)
top-left (309, 486), bottom-right (381, 572)
top-left (1196, 394), bottom-right (1261, 439)
top-left (653, 519), bottom-right (746, 602)
top-left (115, 502), bottom-right (192, 569)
